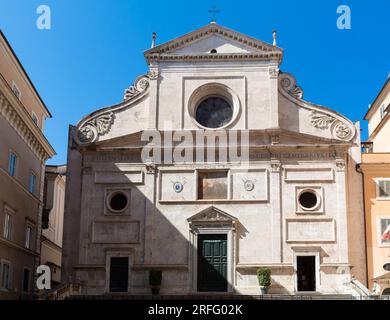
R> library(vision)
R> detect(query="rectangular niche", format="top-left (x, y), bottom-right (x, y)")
top-left (231, 169), bottom-right (268, 201)
top-left (286, 218), bottom-right (336, 243)
top-left (284, 168), bottom-right (334, 182)
top-left (198, 171), bottom-right (228, 200)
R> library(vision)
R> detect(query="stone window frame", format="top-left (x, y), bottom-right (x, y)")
top-left (188, 83), bottom-right (241, 130)
top-left (24, 221), bottom-right (35, 250)
top-left (295, 186), bottom-right (324, 214)
top-left (0, 258), bottom-right (12, 291)
top-left (375, 178), bottom-right (390, 200)
top-left (28, 170), bottom-right (37, 194)
top-left (104, 187), bottom-right (131, 215)
top-left (11, 81), bottom-right (21, 100)
top-left (31, 111), bottom-right (39, 126)
top-left (3, 206), bottom-right (14, 241)
top-left (376, 216), bottom-right (390, 248)
top-left (8, 149), bottom-right (18, 178)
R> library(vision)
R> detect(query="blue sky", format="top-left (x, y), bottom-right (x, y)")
top-left (0, 0), bottom-right (389, 164)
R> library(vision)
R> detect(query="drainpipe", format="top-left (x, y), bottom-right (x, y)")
top-left (356, 163), bottom-right (370, 288)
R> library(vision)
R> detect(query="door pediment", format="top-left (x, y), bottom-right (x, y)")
top-left (188, 206), bottom-right (238, 228)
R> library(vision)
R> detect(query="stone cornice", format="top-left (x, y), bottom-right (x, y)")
top-left (278, 72), bottom-right (356, 142)
top-left (146, 52), bottom-right (282, 64)
top-left (144, 23), bottom-right (283, 65)
top-left (0, 76), bottom-right (55, 161)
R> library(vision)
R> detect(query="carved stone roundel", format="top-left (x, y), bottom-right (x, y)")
top-left (244, 180), bottom-right (255, 192)
top-left (173, 182), bottom-right (184, 193)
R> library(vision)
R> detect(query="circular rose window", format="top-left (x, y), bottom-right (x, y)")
top-left (108, 192), bottom-right (128, 213)
top-left (195, 97), bottom-right (233, 129)
top-left (298, 190), bottom-right (319, 211)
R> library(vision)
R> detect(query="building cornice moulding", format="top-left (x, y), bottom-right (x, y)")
top-left (0, 78), bottom-right (55, 161)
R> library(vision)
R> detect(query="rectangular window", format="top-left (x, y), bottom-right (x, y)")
top-left (29, 173), bottom-right (36, 193)
top-left (380, 105), bottom-right (388, 120)
top-left (32, 113), bottom-right (38, 126)
top-left (198, 171), bottom-right (228, 200)
top-left (3, 213), bottom-right (13, 240)
top-left (8, 152), bottom-right (17, 177)
top-left (11, 81), bottom-right (21, 99)
top-left (380, 218), bottom-right (390, 245)
top-left (25, 226), bottom-right (33, 249)
top-left (23, 268), bottom-right (30, 292)
top-left (1, 262), bottom-right (10, 289)
top-left (378, 180), bottom-right (390, 198)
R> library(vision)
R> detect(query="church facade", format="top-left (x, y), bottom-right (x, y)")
top-left (62, 23), bottom-right (366, 295)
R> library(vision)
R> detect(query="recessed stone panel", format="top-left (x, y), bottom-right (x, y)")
top-left (286, 218), bottom-right (335, 243)
top-left (92, 220), bottom-right (140, 244)
top-left (284, 168), bottom-right (334, 182)
top-left (159, 170), bottom-right (195, 201)
top-left (231, 169), bottom-right (268, 201)
top-left (95, 170), bottom-right (143, 184)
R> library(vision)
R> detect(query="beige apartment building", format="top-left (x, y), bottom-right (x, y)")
top-left (360, 76), bottom-right (390, 294)
top-left (0, 30), bottom-right (55, 299)
top-left (41, 165), bottom-right (66, 288)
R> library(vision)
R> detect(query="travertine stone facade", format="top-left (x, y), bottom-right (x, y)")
top-left (63, 23), bottom-right (366, 295)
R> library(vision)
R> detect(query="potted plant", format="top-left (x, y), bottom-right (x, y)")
top-left (257, 268), bottom-right (271, 295)
top-left (149, 270), bottom-right (162, 295)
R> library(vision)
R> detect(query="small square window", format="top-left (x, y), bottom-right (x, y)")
top-left (3, 213), bottom-right (13, 240)
top-left (8, 152), bottom-right (17, 177)
top-left (198, 171), bottom-right (228, 200)
top-left (378, 180), bottom-right (390, 198)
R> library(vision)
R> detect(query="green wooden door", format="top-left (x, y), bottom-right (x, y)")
top-left (197, 234), bottom-right (228, 292)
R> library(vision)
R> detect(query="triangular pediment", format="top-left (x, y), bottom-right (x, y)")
top-left (144, 23), bottom-right (283, 64)
top-left (187, 206), bottom-right (238, 223)
top-left (168, 34), bottom-right (259, 55)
